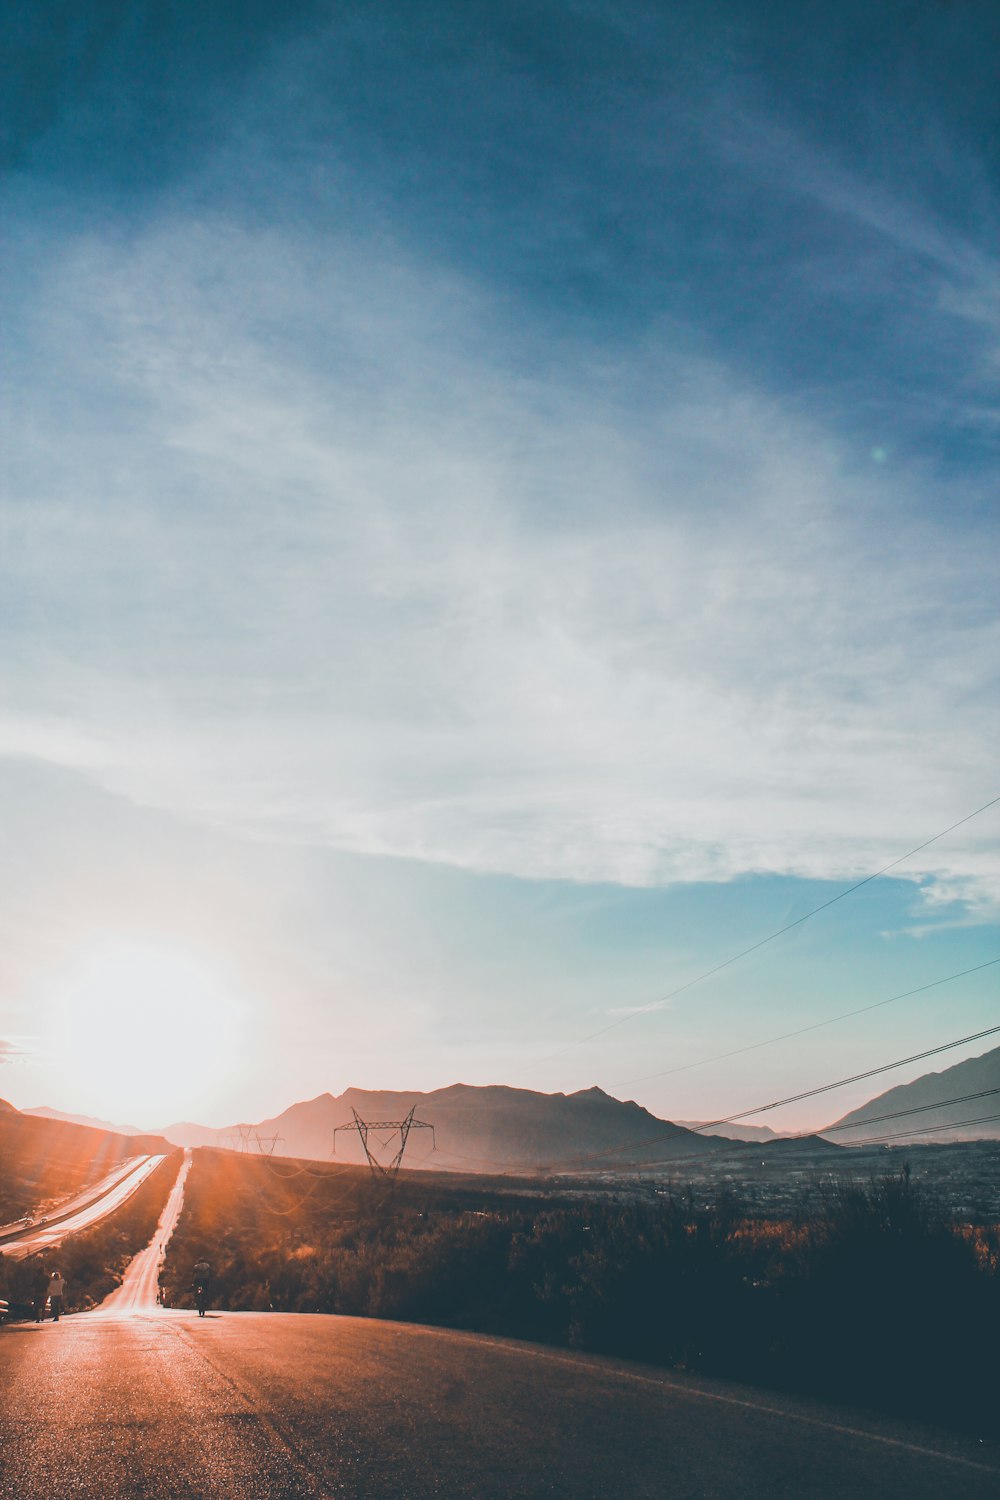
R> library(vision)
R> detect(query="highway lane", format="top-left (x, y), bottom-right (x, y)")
top-left (0, 1155), bottom-right (167, 1261)
top-left (97, 1151), bottom-right (190, 1316)
top-left (0, 1155), bottom-right (152, 1244)
top-left (2, 1307), bottom-right (997, 1498)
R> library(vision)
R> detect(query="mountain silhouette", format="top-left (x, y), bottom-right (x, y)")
top-left (26, 1105), bottom-right (143, 1135)
top-left (824, 1043), bottom-right (1000, 1142)
top-left (675, 1120), bottom-right (786, 1142)
top-left (160, 1083), bottom-right (724, 1172)
top-left (31, 1043), bottom-right (1000, 1176)
top-left (1, 1104), bottom-right (169, 1223)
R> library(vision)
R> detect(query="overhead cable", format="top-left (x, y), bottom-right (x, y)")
top-left (820, 1085), bottom-right (1000, 1136)
top-left (841, 1112), bottom-right (1000, 1147)
top-left (616, 956), bottom-right (1000, 1088)
top-left (551, 1021), bottom-right (1000, 1169)
top-left (520, 791), bottom-right (1000, 1074)
top-left (694, 1022), bottom-right (1000, 1133)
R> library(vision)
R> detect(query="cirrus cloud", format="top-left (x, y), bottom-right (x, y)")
top-left (2, 215), bottom-right (997, 913)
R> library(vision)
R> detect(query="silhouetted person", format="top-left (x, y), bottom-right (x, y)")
top-left (193, 1258), bottom-right (211, 1316)
top-left (31, 1261), bottom-right (48, 1323)
top-left (48, 1270), bottom-right (65, 1321)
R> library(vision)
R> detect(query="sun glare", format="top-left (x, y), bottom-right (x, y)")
top-left (44, 939), bottom-right (245, 1127)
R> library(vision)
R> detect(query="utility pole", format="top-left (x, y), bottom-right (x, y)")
top-left (332, 1106), bottom-right (435, 1180)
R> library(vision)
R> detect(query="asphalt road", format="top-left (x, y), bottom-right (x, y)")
top-left (3, 1307), bottom-right (998, 1498)
top-left (0, 1156), bottom-right (145, 1240)
top-left (98, 1152), bottom-right (190, 1316)
top-left (0, 1155), bottom-right (166, 1261)
top-left (2, 1155), bottom-right (997, 1499)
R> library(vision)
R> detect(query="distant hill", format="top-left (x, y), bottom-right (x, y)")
top-left (25, 1106), bottom-right (142, 1135)
top-left (155, 1119), bottom-right (227, 1149)
top-left (759, 1132), bottom-right (841, 1154)
top-left (0, 1110), bottom-right (169, 1223)
top-left (824, 1044), bottom-right (1000, 1143)
top-left (0, 1097), bottom-right (16, 1113)
top-left (675, 1121), bottom-right (786, 1143)
top-left (162, 1084), bottom-right (723, 1172)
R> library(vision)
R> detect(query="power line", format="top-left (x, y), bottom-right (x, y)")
top-left (820, 1086), bottom-right (1000, 1136)
top-left (694, 1023), bottom-right (1000, 1132)
top-left (245, 1156), bottom-right (368, 1216)
top-left (519, 792), bottom-right (1000, 1075)
top-left (560, 1083), bottom-right (1000, 1174)
top-left (626, 1087), bottom-right (1000, 1165)
top-left (351, 1079), bottom-right (1000, 1181)
top-left (566, 1110), bottom-right (1000, 1173)
top-left (549, 1021), bottom-right (1000, 1170)
top-left (432, 1086), bottom-right (1000, 1179)
top-left (842, 1112), bottom-right (1000, 1147)
top-left (616, 957), bottom-right (1000, 1089)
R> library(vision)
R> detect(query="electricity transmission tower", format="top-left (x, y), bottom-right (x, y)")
top-left (229, 1123), bottom-right (257, 1153)
top-left (332, 1106), bottom-right (435, 1180)
top-left (229, 1125), bottom-right (283, 1157)
top-left (252, 1131), bottom-right (283, 1158)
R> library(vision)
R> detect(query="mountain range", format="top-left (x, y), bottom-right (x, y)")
top-left (824, 1043), bottom-right (1000, 1143)
top-left (23, 1042), bottom-right (1000, 1174)
top-left (675, 1121), bottom-right (786, 1142)
top-left (170, 1084), bottom-right (726, 1172)
top-left (26, 1106), bottom-right (144, 1135)
top-left (0, 1103), bottom-right (169, 1223)
top-left (28, 1085), bottom-right (727, 1172)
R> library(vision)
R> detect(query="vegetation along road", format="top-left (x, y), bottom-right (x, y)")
top-left (2, 1154), bottom-right (997, 1498)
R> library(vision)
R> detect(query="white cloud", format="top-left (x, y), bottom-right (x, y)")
top-left (2, 215), bottom-right (998, 911)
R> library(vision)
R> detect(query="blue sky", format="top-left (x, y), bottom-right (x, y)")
top-left (1, 2), bottom-right (998, 1129)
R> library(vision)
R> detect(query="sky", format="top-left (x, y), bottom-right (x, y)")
top-left (1, 1), bottom-right (998, 1134)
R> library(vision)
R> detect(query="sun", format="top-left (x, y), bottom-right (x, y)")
top-left (43, 939), bottom-right (246, 1127)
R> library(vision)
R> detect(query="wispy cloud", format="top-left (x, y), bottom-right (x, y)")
top-left (2, 212), bottom-right (997, 911)
top-left (711, 104), bottom-right (1000, 399)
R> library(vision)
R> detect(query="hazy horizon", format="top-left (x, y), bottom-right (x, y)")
top-left (2, 3), bottom-right (998, 1134)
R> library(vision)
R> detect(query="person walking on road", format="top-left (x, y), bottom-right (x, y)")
top-left (193, 1258), bottom-right (212, 1316)
top-left (48, 1270), bottom-right (65, 1321)
top-left (31, 1260), bottom-right (48, 1322)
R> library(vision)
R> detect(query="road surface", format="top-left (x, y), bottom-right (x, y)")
top-left (97, 1152), bottom-right (190, 1315)
top-left (2, 1321), bottom-right (996, 1496)
top-left (0, 1155), bottom-right (168, 1261)
top-left (2, 1153), bottom-right (996, 1498)
top-left (0, 1159), bottom-right (143, 1240)
top-left (0, 1155), bottom-right (155, 1243)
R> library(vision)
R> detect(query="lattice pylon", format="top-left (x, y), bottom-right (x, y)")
top-left (332, 1106), bottom-right (435, 1179)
